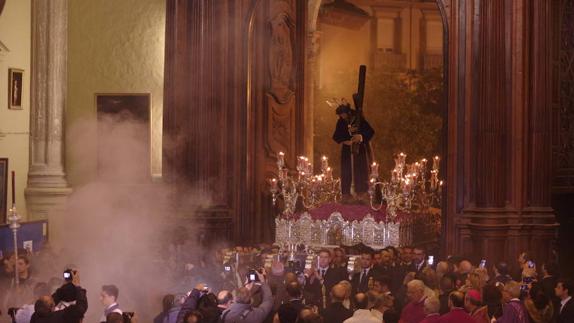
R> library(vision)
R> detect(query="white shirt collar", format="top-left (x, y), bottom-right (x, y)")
top-left (106, 302), bottom-right (119, 310)
top-left (562, 296), bottom-right (572, 308)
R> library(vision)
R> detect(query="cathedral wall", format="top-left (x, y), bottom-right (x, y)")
top-left (66, 0), bottom-right (165, 186)
top-left (0, 0), bottom-right (31, 219)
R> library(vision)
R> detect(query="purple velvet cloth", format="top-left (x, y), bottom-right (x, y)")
top-left (295, 202), bottom-right (392, 222)
top-left (497, 300), bottom-right (530, 323)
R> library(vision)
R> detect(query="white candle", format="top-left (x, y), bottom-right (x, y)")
top-left (433, 156), bottom-right (440, 170)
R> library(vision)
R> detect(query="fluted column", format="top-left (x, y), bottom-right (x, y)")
top-left (25, 0), bottom-right (72, 220)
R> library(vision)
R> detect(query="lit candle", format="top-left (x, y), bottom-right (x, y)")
top-left (11, 171), bottom-right (15, 205)
top-left (370, 162), bottom-right (379, 178)
top-left (277, 151), bottom-right (285, 168)
top-left (433, 156), bottom-right (440, 170)
top-left (269, 178), bottom-right (278, 191)
top-left (321, 156), bottom-right (329, 172)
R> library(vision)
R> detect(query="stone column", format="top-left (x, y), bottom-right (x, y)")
top-left (25, 0), bottom-right (72, 220)
top-left (303, 0), bottom-right (323, 159)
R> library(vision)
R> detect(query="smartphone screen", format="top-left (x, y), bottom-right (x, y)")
top-left (427, 256), bottom-right (434, 266)
top-left (480, 259), bottom-right (486, 268)
top-left (527, 260), bottom-right (535, 268)
top-left (249, 274), bottom-right (256, 281)
top-left (63, 272), bottom-right (71, 279)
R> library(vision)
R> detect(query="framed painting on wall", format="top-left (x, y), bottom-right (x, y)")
top-left (8, 68), bottom-right (23, 110)
top-left (0, 158), bottom-right (7, 223)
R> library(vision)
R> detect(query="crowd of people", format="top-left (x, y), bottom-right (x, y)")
top-left (1, 245), bottom-right (573, 323)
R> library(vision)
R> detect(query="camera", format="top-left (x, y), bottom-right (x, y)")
top-left (479, 259), bottom-right (486, 269)
top-left (247, 269), bottom-right (260, 283)
top-left (63, 269), bottom-right (76, 282)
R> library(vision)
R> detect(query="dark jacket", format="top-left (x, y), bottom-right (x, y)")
top-left (176, 289), bottom-right (202, 323)
top-left (557, 297), bottom-right (574, 323)
top-left (303, 266), bottom-right (348, 308)
top-left (32, 285), bottom-right (88, 323)
top-left (321, 302), bottom-right (353, 323)
top-left (351, 267), bottom-right (379, 294)
top-left (221, 283), bottom-right (273, 323)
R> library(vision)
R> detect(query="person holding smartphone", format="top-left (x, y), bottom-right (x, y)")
top-left (220, 270), bottom-right (274, 323)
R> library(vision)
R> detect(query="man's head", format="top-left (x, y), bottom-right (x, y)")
top-left (371, 276), bottom-right (391, 293)
top-left (401, 247), bottom-right (413, 263)
top-left (448, 291), bottom-right (465, 309)
top-left (494, 262), bottom-right (509, 276)
top-left (34, 296), bottom-right (55, 316)
top-left (16, 255), bottom-right (30, 276)
top-left (286, 281), bottom-right (302, 299)
top-left (412, 247), bottom-right (426, 265)
top-left (100, 285), bottom-right (119, 307)
top-left (3, 253), bottom-right (15, 273)
top-left (373, 252), bottom-right (382, 266)
top-left (440, 273), bottom-right (456, 292)
top-left (423, 297), bottom-right (440, 316)
top-left (318, 249), bottom-right (332, 269)
top-left (335, 104), bottom-right (352, 121)
top-left (464, 289), bottom-right (482, 312)
top-left (333, 248), bottom-right (346, 266)
top-left (106, 313), bottom-right (124, 323)
top-left (457, 260), bottom-right (472, 274)
top-left (406, 279), bottom-right (426, 303)
top-left (236, 286), bottom-right (251, 304)
top-left (502, 281), bottom-right (521, 303)
top-left (360, 252), bottom-right (373, 269)
top-left (354, 292), bottom-right (369, 310)
top-left (217, 290), bottom-right (233, 308)
top-left (331, 283), bottom-right (347, 303)
top-left (381, 250), bottom-right (392, 266)
top-left (555, 279), bottom-right (573, 300)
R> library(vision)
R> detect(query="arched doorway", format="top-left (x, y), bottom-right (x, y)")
top-left (306, 0), bottom-right (449, 252)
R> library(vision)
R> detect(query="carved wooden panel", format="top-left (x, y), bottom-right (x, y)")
top-left (553, 0), bottom-right (574, 192)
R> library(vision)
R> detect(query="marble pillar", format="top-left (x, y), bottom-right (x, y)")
top-left (25, 0), bottom-right (72, 220)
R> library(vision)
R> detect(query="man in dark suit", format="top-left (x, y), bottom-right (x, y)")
top-left (276, 281), bottom-right (305, 323)
top-left (322, 283), bottom-right (353, 323)
top-left (304, 249), bottom-right (348, 309)
top-left (555, 278), bottom-right (574, 323)
top-left (412, 247), bottom-right (428, 273)
top-left (351, 251), bottom-right (379, 294)
top-left (541, 262), bottom-right (560, 312)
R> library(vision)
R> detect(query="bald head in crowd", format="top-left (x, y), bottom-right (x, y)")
top-left (331, 283), bottom-right (348, 302)
top-left (458, 260), bottom-right (473, 274)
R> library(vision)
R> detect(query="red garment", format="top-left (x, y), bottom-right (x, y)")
top-left (471, 306), bottom-right (490, 323)
top-left (400, 297), bottom-right (427, 323)
top-left (420, 313), bottom-right (441, 323)
top-left (438, 308), bottom-right (475, 323)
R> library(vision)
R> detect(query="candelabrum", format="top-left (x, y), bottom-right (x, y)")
top-left (368, 153), bottom-right (443, 220)
top-left (269, 152), bottom-right (341, 217)
top-left (8, 204), bottom-right (21, 287)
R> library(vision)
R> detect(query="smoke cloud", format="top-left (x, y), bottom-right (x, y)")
top-left (37, 112), bottom-right (221, 322)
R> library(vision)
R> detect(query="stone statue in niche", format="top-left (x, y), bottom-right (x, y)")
top-left (269, 12), bottom-right (294, 104)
